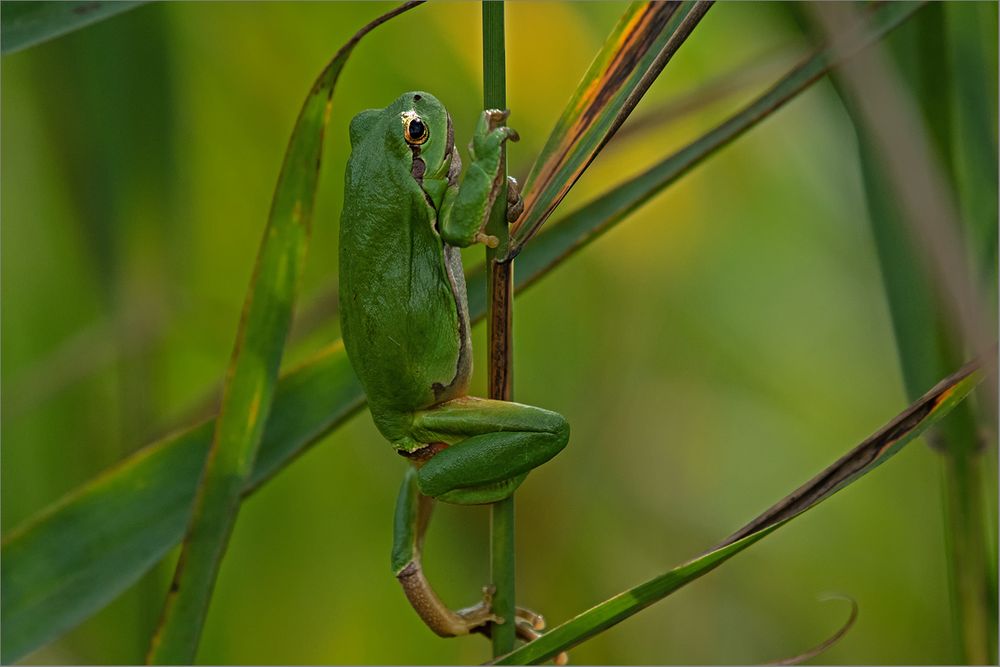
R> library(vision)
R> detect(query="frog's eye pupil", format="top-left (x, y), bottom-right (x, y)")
top-left (406, 118), bottom-right (427, 144)
top-left (401, 111), bottom-right (430, 146)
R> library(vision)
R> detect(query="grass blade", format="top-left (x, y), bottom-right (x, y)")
top-left (809, 3), bottom-right (997, 661)
top-left (611, 46), bottom-right (802, 146)
top-left (494, 360), bottom-right (987, 665)
top-left (0, 344), bottom-right (364, 664)
top-left (143, 2), bottom-right (424, 662)
top-left (507, 0), bottom-right (712, 258)
top-left (0, 1), bottom-right (148, 55)
top-left (0, 1), bottom-right (922, 659)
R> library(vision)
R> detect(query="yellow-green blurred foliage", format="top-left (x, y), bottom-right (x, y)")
top-left (2, 2), bottom-right (996, 664)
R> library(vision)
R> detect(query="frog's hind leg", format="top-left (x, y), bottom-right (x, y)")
top-left (392, 457), bottom-right (569, 662)
top-left (412, 396), bottom-right (569, 504)
top-left (392, 467), bottom-right (500, 637)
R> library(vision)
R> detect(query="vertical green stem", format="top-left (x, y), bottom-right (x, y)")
top-left (483, 0), bottom-right (516, 658)
top-left (941, 434), bottom-right (992, 665)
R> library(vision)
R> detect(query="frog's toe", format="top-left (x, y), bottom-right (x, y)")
top-left (474, 603), bottom-right (570, 664)
top-left (485, 108), bottom-right (511, 125)
top-left (515, 606), bottom-right (545, 631)
top-left (506, 175), bottom-right (521, 197)
top-left (455, 585), bottom-right (502, 630)
top-left (512, 608), bottom-right (569, 665)
top-left (506, 176), bottom-right (524, 223)
top-left (506, 200), bottom-right (523, 223)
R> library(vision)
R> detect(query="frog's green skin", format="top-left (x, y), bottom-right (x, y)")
top-left (338, 92), bottom-right (569, 639)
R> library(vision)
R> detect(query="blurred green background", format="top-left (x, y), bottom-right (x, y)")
top-left (2, 2), bottom-right (996, 664)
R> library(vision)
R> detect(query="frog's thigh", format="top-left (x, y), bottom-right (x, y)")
top-left (413, 397), bottom-right (569, 500)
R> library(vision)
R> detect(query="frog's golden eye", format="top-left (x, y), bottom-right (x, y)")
top-left (402, 112), bottom-right (429, 146)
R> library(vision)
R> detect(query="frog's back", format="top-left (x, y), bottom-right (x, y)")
top-left (339, 105), bottom-right (471, 441)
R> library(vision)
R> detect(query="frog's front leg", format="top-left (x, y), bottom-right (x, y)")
top-left (438, 109), bottom-right (519, 249)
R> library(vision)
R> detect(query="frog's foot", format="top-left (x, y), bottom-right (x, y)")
top-left (484, 108), bottom-right (509, 131)
top-left (505, 176), bottom-right (524, 223)
top-left (483, 109), bottom-right (520, 144)
top-left (454, 585), bottom-right (503, 631)
top-left (475, 232), bottom-right (500, 248)
top-left (397, 562), bottom-right (502, 637)
top-left (474, 605), bottom-right (570, 665)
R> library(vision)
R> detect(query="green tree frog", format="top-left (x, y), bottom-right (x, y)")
top-left (338, 92), bottom-right (569, 640)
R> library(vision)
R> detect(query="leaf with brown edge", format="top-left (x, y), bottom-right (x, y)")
top-left (717, 357), bottom-right (989, 548)
top-left (506, 0), bottom-right (712, 258)
top-left (493, 356), bottom-right (989, 665)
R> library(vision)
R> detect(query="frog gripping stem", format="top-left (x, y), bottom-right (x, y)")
top-left (339, 90), bottom-right (568, 657)
top-left (437, 109), bottom-right (519, 248)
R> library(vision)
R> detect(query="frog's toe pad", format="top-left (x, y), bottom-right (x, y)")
top-left (484, 108), bottom-right (511, 129)
top-left (506, 176), bottom-right (524, 223)
top-left (513, 608), bottom-right (569, 664)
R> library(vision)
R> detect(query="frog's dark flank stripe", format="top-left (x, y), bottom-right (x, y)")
top-left (410, 146), bottom-right (426, 183)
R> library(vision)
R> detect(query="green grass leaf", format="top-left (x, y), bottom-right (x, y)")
top-left (0, 1), bottom-right (148, 55)
top-left (493, 360), bottom-right (987, 665)
top-left (507, 0), bottom-right (712, 258)
top-left (0, 1), bottom-right (923, 660)
top-left (147, 53), bottom-right (313, 667)
top-left (143, 3), bottom-right (423, 663)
